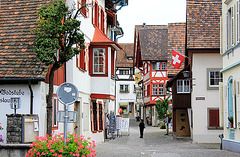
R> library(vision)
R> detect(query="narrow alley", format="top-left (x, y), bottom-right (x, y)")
top-left (95, 120), bottom-right (240, 157)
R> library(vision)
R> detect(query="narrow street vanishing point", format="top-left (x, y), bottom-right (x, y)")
top-left (95, 120), bottom-right (240, 157)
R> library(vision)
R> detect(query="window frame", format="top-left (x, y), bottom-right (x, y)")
top-left (120, 84), bottom-right (129, 93)
top-left (93, 48), bottom-right (106, 74)
top-left (52, 95), bottom-right (58, 129)
top-left (152, 84), bottom-right (158, 95)
top-left (78, 0), bottom-right (88, 18)
top-left (207, 68), bottom-right (223, 90)
top-left (159, 84), bottom-right (164, 95)
top-left (177, 79), bottom-right (190, 93)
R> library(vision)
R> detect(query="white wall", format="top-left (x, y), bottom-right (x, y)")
top-left (192, 53), bottom-right (223, 143)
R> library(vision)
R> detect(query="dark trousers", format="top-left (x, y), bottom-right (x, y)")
top-left (140, 129), bottom-right (144, 138)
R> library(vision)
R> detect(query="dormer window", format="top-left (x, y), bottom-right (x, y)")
top-left (93, 48), bottom-right (105, 74)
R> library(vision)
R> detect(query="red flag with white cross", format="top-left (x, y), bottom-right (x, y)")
top-left (171, 49), bottom-right (185, 69)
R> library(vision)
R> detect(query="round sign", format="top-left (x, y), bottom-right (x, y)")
top-left (56, 83), bottom-right (79, 105)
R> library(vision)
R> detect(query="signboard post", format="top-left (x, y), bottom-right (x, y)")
top-left (57, 83), bottom-right (79, 144)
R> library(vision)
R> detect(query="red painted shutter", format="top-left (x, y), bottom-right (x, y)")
top-left (209, 109), bottom-right (219, 127)
top-left (90, 101), bottom-right (94, 132)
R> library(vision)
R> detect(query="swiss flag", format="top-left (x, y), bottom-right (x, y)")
top-left (171, 49), bottom-right (185, 69)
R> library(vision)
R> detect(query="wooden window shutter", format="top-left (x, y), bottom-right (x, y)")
top-left (226, 12), bottom-right (229, 50)
top-left (236, 0), bottom-right (239, 43)
top-left (98, 102), bottom-right (103, 131)
top-left (231, 5), bottom-right (235, 46)
top-left (209, 109), bottom-right (219, 127)
top-left (90, 102), bottom-right (94, 132)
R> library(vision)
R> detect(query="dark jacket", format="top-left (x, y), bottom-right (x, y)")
top-left (139, 122), bottom-right (145, 130)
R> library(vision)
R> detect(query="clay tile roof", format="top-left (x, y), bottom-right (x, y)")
top-left (186, 0), bottom-right (222, 49)
top-left (167, 23), bottom-right (186, 76)
top-left (0, 0), bottom-right (51, 80)
top-left (116, 43), bottom-right (134, 67)
top-left (138, 26), bottom-right (169, 61)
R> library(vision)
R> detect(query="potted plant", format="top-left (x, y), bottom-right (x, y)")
top-left (228, 116), bottom-right (234, 128)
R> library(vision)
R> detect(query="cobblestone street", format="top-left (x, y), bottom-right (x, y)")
top-left (95, 120), bottom-right (240, 157)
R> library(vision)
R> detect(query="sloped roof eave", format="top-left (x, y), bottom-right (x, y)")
top-left (91, 27), bottom-right (122, 50)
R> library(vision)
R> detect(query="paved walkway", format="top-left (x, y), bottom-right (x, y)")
top-left (95, 120), bottom-right (240, 157)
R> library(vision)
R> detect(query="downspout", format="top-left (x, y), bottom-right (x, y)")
top-left (28, 81), bottom-right (33, 114)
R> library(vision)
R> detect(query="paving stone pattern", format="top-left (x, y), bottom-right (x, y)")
top-left (95, 120), bottom-right (240, 157)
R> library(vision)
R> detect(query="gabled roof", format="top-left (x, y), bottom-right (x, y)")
top-left (186, 0), bottom-right (222, 49)
top-left (91, 27), bottom-right (122, 50)
top-left (116, 43), bottom-right (133, 68)
top-left (0, 0), bottom-right (50, 82)
top-left (138, 26), bottom-right (169, 61)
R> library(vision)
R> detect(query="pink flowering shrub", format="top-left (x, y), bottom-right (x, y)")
top-left (0, 135), bottom-right (3, 143)
top-left (26, 133), bottom-right (96, 157)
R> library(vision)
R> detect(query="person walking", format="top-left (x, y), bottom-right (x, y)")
top-left (139, 119), bottom-right (145, 138)
top-left (105, 114), bottom-right (110, 139)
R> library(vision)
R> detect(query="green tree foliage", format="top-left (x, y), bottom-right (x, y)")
top-left (33, 0), bottom-right (85, 135)
top-left (155, 98), bottom-right (169, 119)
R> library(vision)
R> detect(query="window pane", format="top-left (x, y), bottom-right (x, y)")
top-left (120, 85), bottom-right (124, 91)
top-left (184, 80), bottom-right (190, 92)
top-left (152, 84), bottom-right (157, 95)
top-left (157, 62), bottom-right (161, 70)
top-left (125, 85), bottom-right (129, 91)
top-left (162, 62), bottom-right (166, 70)
top-left (177, 80), bottom-right (183, 93)
top-left (152, 62), bottom-right (156, 70)
top-left (93, 48), bottom-right (105, 74)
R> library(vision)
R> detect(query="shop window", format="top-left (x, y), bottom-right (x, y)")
top-left (120, 104), bottom-right (128, 114)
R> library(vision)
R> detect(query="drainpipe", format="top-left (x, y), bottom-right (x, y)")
top-left (28, 81), bottom-right (33, 114)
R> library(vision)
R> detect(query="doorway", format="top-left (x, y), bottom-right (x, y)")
top-left (228, 77), bottom-right (235, 140)
top-left (74, 101), bottom-right (81, 136)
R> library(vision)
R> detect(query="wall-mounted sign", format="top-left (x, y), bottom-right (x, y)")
top-left (196, 97), bottom-right (205, 100)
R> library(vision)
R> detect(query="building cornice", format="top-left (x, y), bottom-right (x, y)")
top-left (220, 61), bottom-right (240, 73)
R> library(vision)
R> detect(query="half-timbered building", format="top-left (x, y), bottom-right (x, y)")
top-left (133, 24), bottom-right (185, 126)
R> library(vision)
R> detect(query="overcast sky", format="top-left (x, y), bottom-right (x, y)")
top-left (117, 0), bottom-right (186, 43)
